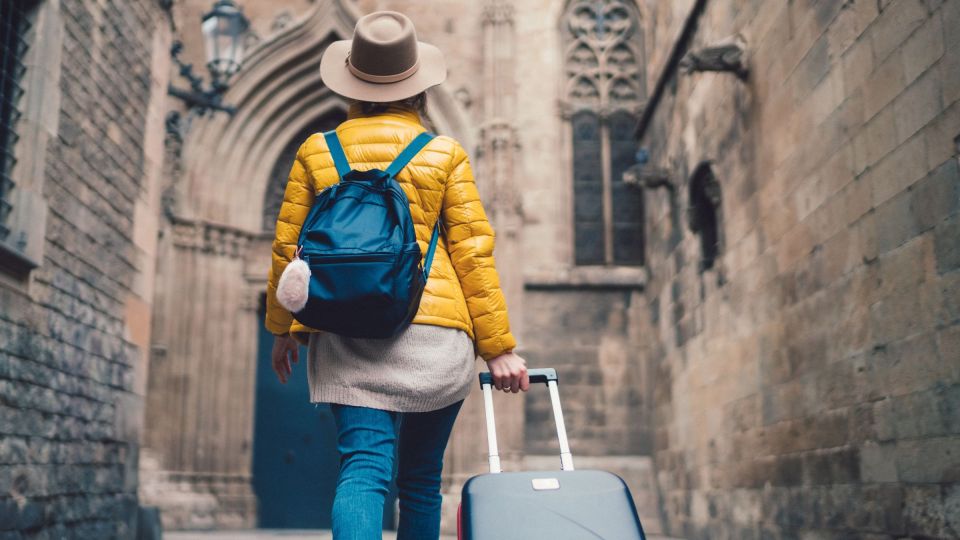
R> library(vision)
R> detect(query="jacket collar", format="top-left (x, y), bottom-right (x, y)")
top-left (345, 102), bottom-right (422, 126)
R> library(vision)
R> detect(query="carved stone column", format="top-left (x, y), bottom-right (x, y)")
top-left (140, 216), bottom-right (260, 529)
top-left (441, 1), bottom-right (526, 533)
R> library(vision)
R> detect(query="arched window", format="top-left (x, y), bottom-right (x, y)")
top-left (687, 163), bottom-right (723, 271)
top-left (563, 0), bottom-right (645, 266)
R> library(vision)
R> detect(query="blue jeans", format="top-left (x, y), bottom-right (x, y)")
top-left (329, 399), bottom-right (464, 540)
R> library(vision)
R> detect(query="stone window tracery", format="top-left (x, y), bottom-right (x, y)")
top-left (563, 0), bottom-right (645, 266)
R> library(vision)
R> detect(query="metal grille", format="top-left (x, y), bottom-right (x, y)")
top-left (0, 1), bottom-right (33, 240)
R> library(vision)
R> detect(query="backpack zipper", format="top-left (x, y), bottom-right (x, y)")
top-left (301, 251), bottom-right (395, 264)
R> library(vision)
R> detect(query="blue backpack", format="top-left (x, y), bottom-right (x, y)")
top-left (290, 130), bottom-right (440, 338)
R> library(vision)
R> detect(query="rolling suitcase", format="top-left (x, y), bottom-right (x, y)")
top-left (457, 368), bottom-right (646, 540)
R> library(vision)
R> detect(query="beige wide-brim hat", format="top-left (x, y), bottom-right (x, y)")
top-left (320, 11), bottom-right (447, 102)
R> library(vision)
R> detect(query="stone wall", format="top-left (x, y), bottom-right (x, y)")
top-left (0, 0), bottom-right (170, 537)
top-left (636, 0), bottom-right (959, 538)
top-left (508, 0), bottom-right (655, 463)
top-left (522, 286), bottom-right (650, 457)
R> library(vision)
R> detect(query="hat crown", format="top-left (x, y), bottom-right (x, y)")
top-left (349, 11), bottom-right (419, 78)
top-left (366, 17), bottom-right (403, 41)
top-left (318, 10), bottom-right (446, 102)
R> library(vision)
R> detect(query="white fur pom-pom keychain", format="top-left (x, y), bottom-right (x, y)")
top-left (276, 245), bottom-right (311, 313)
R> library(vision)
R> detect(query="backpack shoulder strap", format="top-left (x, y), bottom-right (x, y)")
top-left (383, 131), bottom-right (440, 281)
top-left (385, 131), bottom-right (435, 178)
top-left (422, 220), bottom-right (441, 282)
top-left (323, 130), bottom-right (351, 179)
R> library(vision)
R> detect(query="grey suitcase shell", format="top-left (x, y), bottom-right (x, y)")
top-left (458, 368), bottom-right (646, 540)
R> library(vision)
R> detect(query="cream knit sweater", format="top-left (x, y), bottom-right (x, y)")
top-left (307, 323), bottom-right (477, 412)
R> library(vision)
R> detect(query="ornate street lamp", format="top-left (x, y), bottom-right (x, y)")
top-left (166, 0), bottom-right (250, 138)
top-left (202, 0), bottom-right (249, 87)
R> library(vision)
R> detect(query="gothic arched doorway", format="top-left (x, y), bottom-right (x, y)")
top-left (251, 108), bottom-right (399, 529)
top-left (141, 0), bottom-right (477, 529)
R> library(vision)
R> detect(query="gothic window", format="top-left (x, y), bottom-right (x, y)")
top-left (0, 1), bottom-right (33, 241)
top-left (572, 111), bottom-right (603, 263)
top-left (564, 0), bottom-right (645, 266)
top-left (687, 163), bottom-right (722, 271)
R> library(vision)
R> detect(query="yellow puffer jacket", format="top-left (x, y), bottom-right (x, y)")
top-left (264, 103), bottom-right (516, 361)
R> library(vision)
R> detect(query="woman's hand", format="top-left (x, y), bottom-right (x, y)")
top-left (271, 334), bottom-right (299, 384)
top-left (486, 351), bottom-right (530, 393)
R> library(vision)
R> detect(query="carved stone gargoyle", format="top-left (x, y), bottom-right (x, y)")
top-left (622, 164), bottom-right (673, 191)
top-left (680, 35), bottom-right (749, 80)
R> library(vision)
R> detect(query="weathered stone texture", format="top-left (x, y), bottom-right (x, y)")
top-left (0, 0), bottom-right (167, 538)
top-left (522, 288), bottom-right (650, 457)
top-left (638, 0), bottom-right (960, 538)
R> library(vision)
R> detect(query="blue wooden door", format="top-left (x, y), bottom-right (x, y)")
top-left (252, 305), bottom-right (338, 528)
top-left (254, 110), bottom-right (397, 529)
top-left (253, 300), bottom-right (399, 529)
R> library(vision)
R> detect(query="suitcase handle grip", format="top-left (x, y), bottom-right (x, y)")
top-left (478, 367), bottom-right (574, 474)
top-left (478, 367), bottom-right (557, 387)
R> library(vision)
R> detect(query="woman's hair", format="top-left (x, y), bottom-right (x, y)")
top-left (355, 91), bottom-right (427, 116)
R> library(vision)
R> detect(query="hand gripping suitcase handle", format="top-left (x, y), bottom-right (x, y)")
top-left (478, 368), bottom-right (557, 386)
top-left (478, 368), bottom-right (574, 473)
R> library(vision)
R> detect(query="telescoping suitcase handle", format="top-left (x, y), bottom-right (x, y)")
top-left (478, 368), bottom-right (574, 474)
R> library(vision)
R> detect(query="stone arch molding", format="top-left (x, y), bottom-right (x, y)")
top-left (174, 0), bottom-right (472, 232)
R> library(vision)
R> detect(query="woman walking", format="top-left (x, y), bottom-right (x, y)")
top-left (263, 10), bottom-right (529, 540)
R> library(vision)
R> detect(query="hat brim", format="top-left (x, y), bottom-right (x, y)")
top-left (319, 40), bottom-right (447, 102)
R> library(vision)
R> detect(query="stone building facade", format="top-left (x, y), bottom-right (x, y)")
top-left (0, 0), bottom-right (172, 537)
top-left (0, 0), bottom-right (957, 538)
top-left (632, 0), bottom-right (959, 537)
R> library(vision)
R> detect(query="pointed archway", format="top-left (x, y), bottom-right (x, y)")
top-left (174, 0), bottom-right (473, 230)
top-left (141, 0), bottom-right (474, 529)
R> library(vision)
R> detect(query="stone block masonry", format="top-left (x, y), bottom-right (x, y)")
top-left (522, 287), bottom-right (651, 458)
top-left (636, 0), bottom-right (960, 538)
top-left (0, 0), bottom-right (171, 538)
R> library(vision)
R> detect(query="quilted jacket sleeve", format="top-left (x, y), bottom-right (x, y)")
top-left (264, 143), bottom-right (315, 336)
top-left (441, 140), bottom-right (517, 361)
